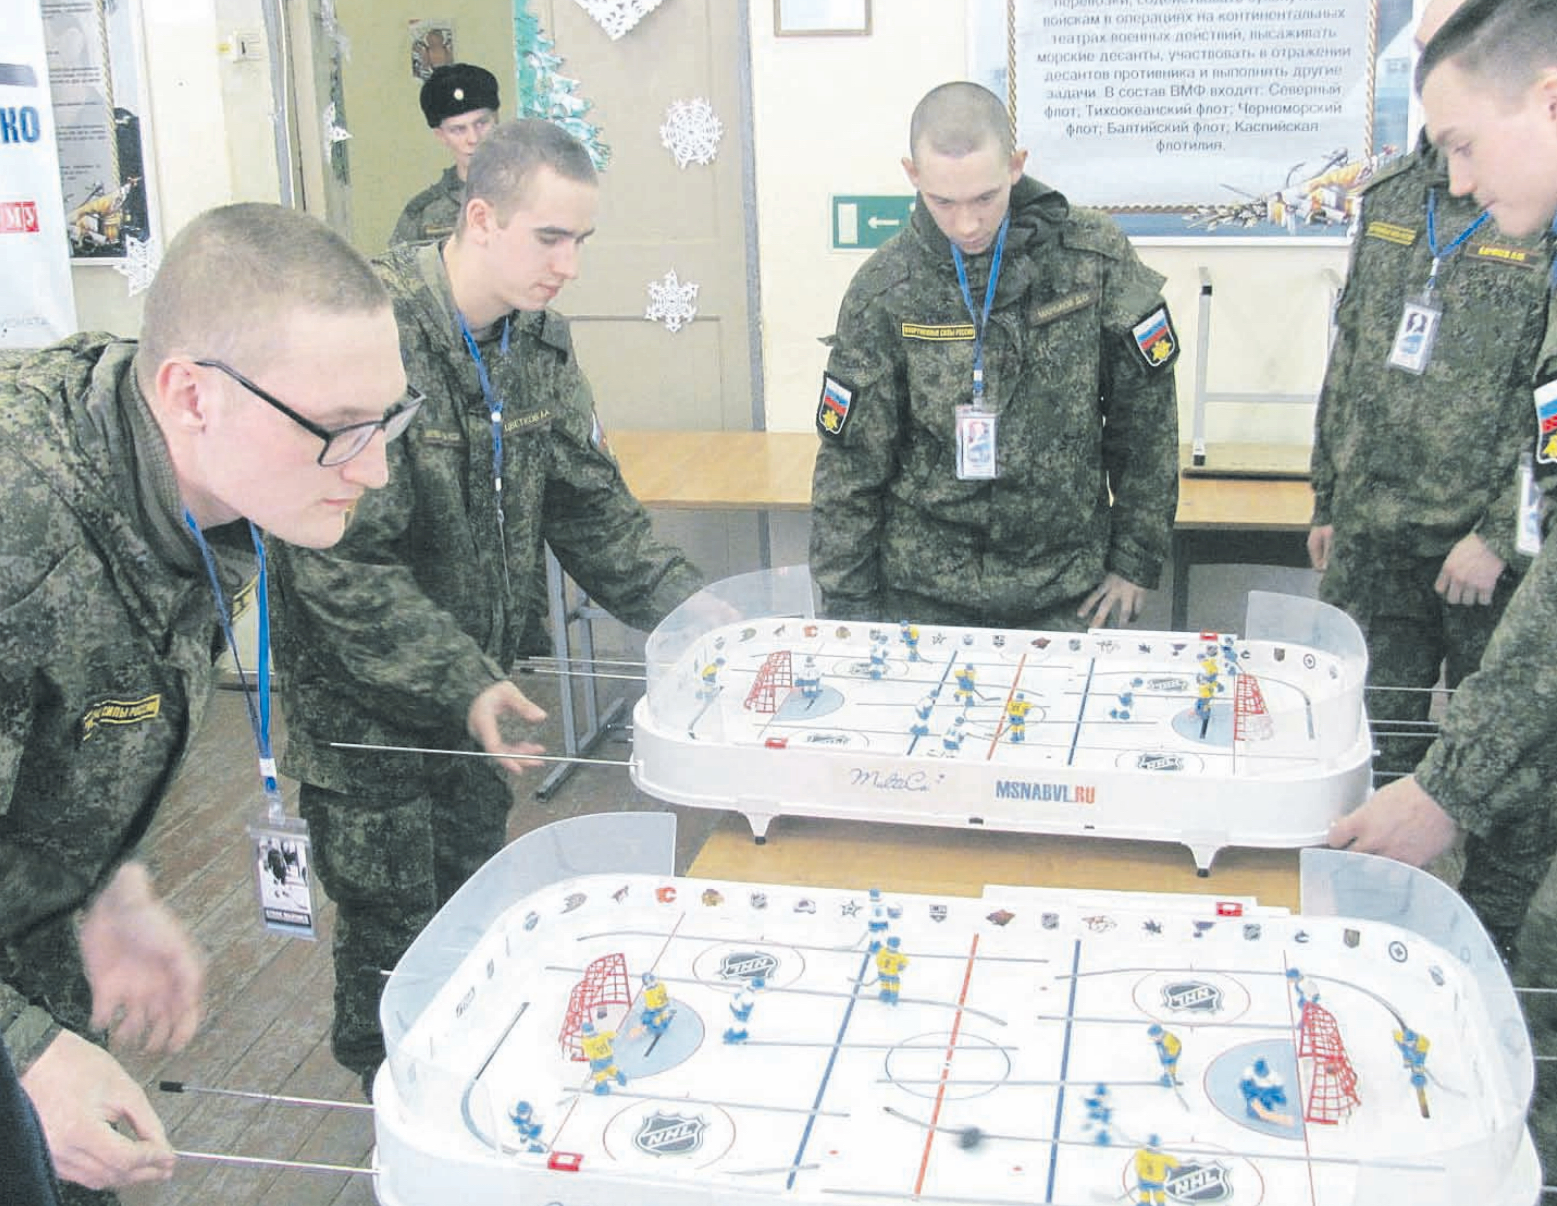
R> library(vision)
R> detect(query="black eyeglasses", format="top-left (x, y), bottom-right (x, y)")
top-left (194, 358), bottom-right (424, 467)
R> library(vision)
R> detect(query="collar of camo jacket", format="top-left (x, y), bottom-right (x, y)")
top-left (909, 173), bottom-right (1070, 272)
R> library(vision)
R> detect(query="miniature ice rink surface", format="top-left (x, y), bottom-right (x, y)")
top-left (630, 568), bottom-right (1373, 871)
top-left (371, 815), bottom-right (1537, 1206)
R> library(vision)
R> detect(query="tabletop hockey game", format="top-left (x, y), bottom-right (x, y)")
top-left (370, 814), bottom-right (1537, 1206)
top-left (631, 569), bottom-right (1372, 872)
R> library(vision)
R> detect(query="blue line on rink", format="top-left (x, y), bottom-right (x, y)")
top-left (1067, 657), bottom-right (1096, 766)
top-left (787, 946), bottom-right (874, 1189)
top-left (1045, 939), bottom-right (1084, 1202)
top-left (905, 652), bottom-right (961, 757)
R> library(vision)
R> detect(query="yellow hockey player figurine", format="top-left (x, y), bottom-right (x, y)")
top-left (1134, 1135), bottom-right (1181, 1205)
top-left (876, 936), bottom-right (909, 1004)
top-left (580, 1018), bottom-right (628, 1094)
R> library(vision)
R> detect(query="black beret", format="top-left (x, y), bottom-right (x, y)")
top-left (420, 64), bottom-right (500, 128)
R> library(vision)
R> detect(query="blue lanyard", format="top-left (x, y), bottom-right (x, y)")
top-left (184, 512), bottom-right (283, 821)
top-left (1425, 189), bottom-right (1489, 297)
top-left (457, 313), bottom-right (513, 592)
top-left (950, 214), bottom-right (1010, 408)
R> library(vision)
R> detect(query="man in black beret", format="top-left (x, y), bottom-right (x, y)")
top-left (390, 62), bottom-right (500, 248)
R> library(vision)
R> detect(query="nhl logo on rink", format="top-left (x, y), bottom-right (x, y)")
top-left (1165, 1158), bottom-right (1232, 1202)
top-left (1161, 980), bottom-right (1223, 1014)
top-left (719, 950), bottom-right (779, 982)
top-left (634, 1111), bottom-right (707, 1157)
top-left (1137, 752), bottom-right (1184, 772)
top-left (929, 904), bottom-right (948, 923)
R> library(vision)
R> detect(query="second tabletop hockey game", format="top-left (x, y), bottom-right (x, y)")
top-left (631, 569), bottom-right (1372, 871)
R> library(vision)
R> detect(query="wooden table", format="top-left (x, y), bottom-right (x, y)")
top-left (611, 431), bottom-right (1315, 627)
top-left (689, 813), bottom-right (1301, 909)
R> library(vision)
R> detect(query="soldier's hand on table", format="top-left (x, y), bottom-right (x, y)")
top-left (1435, 532), bottom-right (1504, 606)
top-left (1307, 525), bottom-right (1333, 572)
top-left (21, 1029), bottom-right (176, 1189)
top-left (1077, 573), bottom-right (1144, 628)
top-left (467, 679), bottom-right (548, 775)
top-left (1326, 775), bottom-right (1459, 867)
top-left (79, 863), bottom-right (204, 1054)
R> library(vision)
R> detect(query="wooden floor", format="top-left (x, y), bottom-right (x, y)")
top-left (116, 669), bottom-right (712, 1206)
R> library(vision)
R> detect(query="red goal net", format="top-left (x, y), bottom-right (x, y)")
top-left (744, 650), bottom-right (793, 713)
top-left (558, 952), bottom-right (631, 1060)
top-left (1297, 1002), bottom-right (1361, 1124)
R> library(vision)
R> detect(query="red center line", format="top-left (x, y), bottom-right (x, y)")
top-left (914, 932), bottom-right (981, 1194)
top-left (985, 652), bottom-right (1029, 759)
top-left (551, 911), bottom-right (686, 1149)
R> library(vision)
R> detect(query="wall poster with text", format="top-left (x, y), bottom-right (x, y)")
top-left (0, 0), bottom-right (77, 346)
top-left (970, 0), bottom-right (1416, 240)
top-left (42, 0), bottom-right (159, 263)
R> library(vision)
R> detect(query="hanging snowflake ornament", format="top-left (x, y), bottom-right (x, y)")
top-left (571, 0), bottom-right (667, 40)
top-left (324, 101), bottom-right (351, 146)
top-left (645, 269), bottom-right (699, 333)
top-left (114, 234), bottom-right (161, 297)
top-left (660, 97), bottom-right (722, 169)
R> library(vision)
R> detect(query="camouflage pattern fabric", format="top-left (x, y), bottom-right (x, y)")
top-left (391, 163), bottom-right (552, 661)
top-left (1313, 145), bottom-right (1550, 780)
top-left (1311, 142), bottom-right (1551, 562)
top-left (270, 240), bottom-right (703, 1084)
top-left (1413, 276), bottom-right (1557, 938)
top-left (0, 336), bottom-right (249, 1206)
top-left (298, 757), bottom-right (510, 1089)
top-left (808, 175), bottom-right (1179, 628)
top-left (1310, 144), bottom-right (1555, 957)
top-left (390, 165), bottom-right (464, 247)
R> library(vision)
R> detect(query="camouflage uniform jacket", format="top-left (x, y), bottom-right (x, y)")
top-left (0, 336), bottom-right (250, 1070)
top-left (272, 241), bottom-right (704, 795)
top-left (390, 166), bottom-right (463, 247)
top-left (809, 175), bottom-right (1180, 624)
top-left (1415, 254), bottom-right (1557, 833)
top-left (1310, 141), bottom-right (1551, 565)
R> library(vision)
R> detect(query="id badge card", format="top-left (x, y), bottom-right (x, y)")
top-left (1387, 295), bottom-right (1443, 375)
top-left (249, 812), bottom-right (317, 939)
top-left (1518, 449), bottom-right (1544, 557)
top-left (955, 405), bottom-right (998, 480)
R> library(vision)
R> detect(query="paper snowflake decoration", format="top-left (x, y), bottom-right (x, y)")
top-left (571, 0), bottom-right (667, 40)
top-left (645, 269), bottom-right (699, 333)
top-left (114, 234), bottom-right (161, 297)
top-left (324, 102), bottom-right (351, 145)
top-left (660, 97), bottom-right (722, 169)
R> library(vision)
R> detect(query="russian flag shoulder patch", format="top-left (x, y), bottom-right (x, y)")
top-left (817, 373), bottom-right (856, 439)
top-left (1130, 305), bottom-right (1179, 371)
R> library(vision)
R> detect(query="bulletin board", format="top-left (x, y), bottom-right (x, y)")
top-left (969, 0), bottom-right (1416, 239)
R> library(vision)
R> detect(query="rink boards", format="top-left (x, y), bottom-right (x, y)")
top-left (632, 614), bottom-right (1372, 871)
top-left (372, 871), bottom-right (1530, 1206)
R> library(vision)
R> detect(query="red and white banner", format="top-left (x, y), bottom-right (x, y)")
top-left (0, 1), bottom-right (76, 348)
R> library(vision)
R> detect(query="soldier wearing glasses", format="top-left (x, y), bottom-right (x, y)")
top-left (0, 203), bottom-right (408, 1203)
top-left (269, 120), bottom-right (704, 1097)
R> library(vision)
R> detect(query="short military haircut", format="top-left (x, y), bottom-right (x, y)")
top-left (909, 82), bottom-right (1014, 161)
top-left (1416, 0), bottom-right (1557, 97)
top-left (459, 119), bottom-right (597, 231)
top-left (137, 203), bottom-right (387, 392)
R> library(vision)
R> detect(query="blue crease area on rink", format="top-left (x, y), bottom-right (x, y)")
top-left (787, 946), bottom-right (875, 1189)
top-left (1046, 939), bottom-right (1084, 1202)
top-left (1067, 658), bottom-right (1097, 766)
